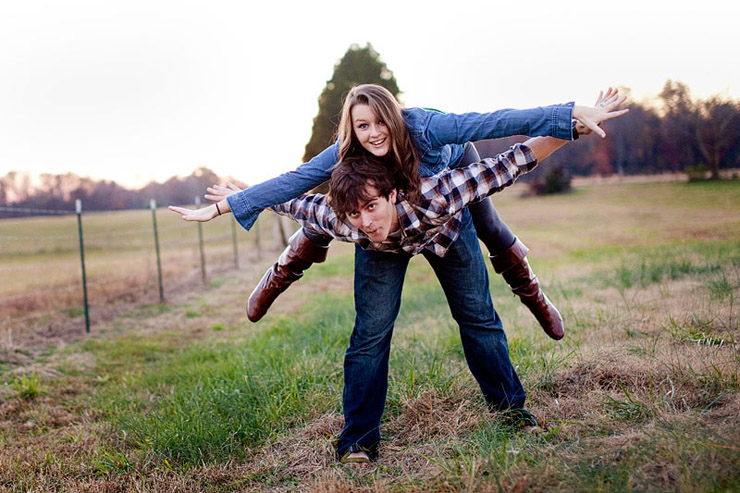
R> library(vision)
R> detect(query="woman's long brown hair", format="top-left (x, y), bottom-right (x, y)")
top-left (335, 84), bottom-right (420, 202)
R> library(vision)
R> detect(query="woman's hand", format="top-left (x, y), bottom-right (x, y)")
top-left (205, 182), bottom-right (243, 202)
top-left (573, 87), bottom-right (629, 138)
top-left (168, 204), bottom-right (219, 222)
top-left (169, 181), bottom-right (240, 221)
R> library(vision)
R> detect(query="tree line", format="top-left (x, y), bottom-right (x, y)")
top-left (546, 80), bottom-right (740, 179)
top-left (0, 167), bottom-right (229, 218)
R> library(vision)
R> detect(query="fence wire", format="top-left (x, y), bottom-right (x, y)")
top-left (0, 202), bottom-right (278, 334)
top-left (0, 205), bottom-right (74, 215)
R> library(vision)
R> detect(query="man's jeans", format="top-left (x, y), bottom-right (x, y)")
top-left (336, 208), bottom-right (526, 458)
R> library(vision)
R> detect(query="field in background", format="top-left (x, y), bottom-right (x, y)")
top-left (0, 179), bottom-right (738, 491)
top-left (0, 205), bottom-right (296, 357)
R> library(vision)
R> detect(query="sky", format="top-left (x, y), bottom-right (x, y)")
top-left (1, 0), bottom-right (739, 190)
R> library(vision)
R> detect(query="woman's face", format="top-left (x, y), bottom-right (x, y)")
top-left (351, 104), bottom-right (391, 157)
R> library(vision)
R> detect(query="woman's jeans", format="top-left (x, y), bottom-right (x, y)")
top-left (461, 139), bottom-right (516, 253)
top-left (335, 208), bottom-right (526, 457)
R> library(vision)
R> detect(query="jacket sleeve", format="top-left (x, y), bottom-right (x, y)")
top-left (227, 143), bottom-right (340, 231)
top-left (409, 104), bottom-right (574, 152)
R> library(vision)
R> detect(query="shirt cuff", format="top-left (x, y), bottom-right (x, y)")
top-left (552, 102), bottom-right (575, 140)
top-left (227, 193), bottom-right (259, 231)
top-left (512, 143), bottom-right (539, 173)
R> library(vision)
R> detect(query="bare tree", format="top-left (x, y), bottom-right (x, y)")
top-left (696, 96), bottom-right (740, 179)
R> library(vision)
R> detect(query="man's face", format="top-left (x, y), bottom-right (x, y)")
top-left (346, 185), bottom-right (398, 242)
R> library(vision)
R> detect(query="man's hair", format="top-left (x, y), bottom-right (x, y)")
top-left (328, 154), bottom-right (396, 220)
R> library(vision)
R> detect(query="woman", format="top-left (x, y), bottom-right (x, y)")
top-left (226, 85), bottom-right (614, 340)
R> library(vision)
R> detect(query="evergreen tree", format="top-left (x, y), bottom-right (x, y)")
top-left (303, 43), bottom-right (401, 163)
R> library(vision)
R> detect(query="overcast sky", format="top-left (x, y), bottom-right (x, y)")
top-left (1, 0), bottom-right (738, 189)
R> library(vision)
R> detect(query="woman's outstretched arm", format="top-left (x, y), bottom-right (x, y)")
top-left (168, 196), bottom-right (231, 222)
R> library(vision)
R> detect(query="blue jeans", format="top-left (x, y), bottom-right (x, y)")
top-left (336, 209), bottom-right (526, 458)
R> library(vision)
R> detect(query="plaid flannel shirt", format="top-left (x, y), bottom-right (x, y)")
top-left (270, 143), bottom-right (539, 257)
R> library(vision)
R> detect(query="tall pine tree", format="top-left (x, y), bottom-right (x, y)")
top-left (303, 43), bottom-right (401, 163)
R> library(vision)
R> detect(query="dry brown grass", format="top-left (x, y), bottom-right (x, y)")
top-left (216, 383), bottom-right (493, 492)
top-left (0, 243), bottom-right (290, 491)
top-left (1, 180), bottom-right (738, 491)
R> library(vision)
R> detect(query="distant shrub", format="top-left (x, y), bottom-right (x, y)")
top-left (685, 162), bottom-right (709, 182)
top-left (528, 165), bottom-right (572, 195)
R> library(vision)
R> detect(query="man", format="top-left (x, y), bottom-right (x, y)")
top-left (270, 135), bottom-right (576, 462)
top-left (169, 95), bottom-right (628, 463)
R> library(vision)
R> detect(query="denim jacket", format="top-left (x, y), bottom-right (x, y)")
top-left (228, 103), bottom-right (574, 231)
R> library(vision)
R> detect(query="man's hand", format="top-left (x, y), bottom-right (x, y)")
top-left (573, 87), bottom-right (629, 138)
top-left (205, 182), bottom-right (242, 202)
top-left (523, 88), bottom-right (628, 163)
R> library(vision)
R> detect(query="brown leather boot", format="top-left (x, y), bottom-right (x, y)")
top-left (489, 238), bottom-right (564, 340)
top-left (247, 229), bottom-right (329, 322)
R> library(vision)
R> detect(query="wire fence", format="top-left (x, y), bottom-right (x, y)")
top-left (0, 199), bottom-right (288, 338)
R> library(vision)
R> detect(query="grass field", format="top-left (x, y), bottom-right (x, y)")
top-left (1, 179), bottom-right (738, 491)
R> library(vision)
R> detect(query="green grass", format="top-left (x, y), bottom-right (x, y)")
top-left (611, 257), bottom-right (720, 290)
top-left (12, 372), bottom-right (44, 400)
top-left (88, 296), bottom-right (352, 465)
top-left (84, 258), bottom-right (493, 466)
